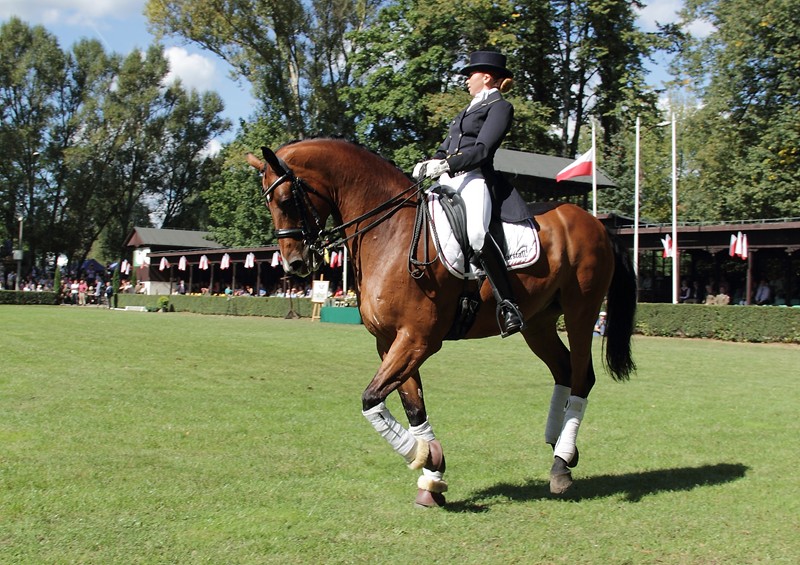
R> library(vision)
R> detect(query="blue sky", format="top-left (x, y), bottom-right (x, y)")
top-left (2, 1), bottom-right (709, 149)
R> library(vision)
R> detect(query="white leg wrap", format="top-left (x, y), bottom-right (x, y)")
top-left (409, 420), bottom-right (435, 442)
top-left (362, 402), bottom-right (418, 464)
top-left (553, 396), bottom-right (588, 463)
top-left (544, 384), bottom-right (571, 445)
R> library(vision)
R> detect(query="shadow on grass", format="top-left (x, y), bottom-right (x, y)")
top-left (445, 462), bottom-right (749, 513)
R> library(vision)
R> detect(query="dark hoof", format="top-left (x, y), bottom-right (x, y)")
top-left (548, 443), bottom-right (579, 468)
top-left (415, 488), bottom-right (446, 508)
top-left (549, 456), bottom-right (573, 495)
top-left (567, 447), bottom-right (579, 468)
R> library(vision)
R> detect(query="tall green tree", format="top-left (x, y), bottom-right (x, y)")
top-left (145, 0), bottom-right (380, 140)
top-left (677, 0), bottom-right (800, 220)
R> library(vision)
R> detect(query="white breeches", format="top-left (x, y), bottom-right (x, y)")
top-left (437, 171), bottom-right (491, 251)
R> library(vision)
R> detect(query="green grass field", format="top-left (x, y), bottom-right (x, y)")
top-left (1, 306), bottom-right (798, 564)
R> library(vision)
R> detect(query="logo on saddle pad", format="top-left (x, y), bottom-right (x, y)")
top-left (427, 192), bottom-right (540, 280)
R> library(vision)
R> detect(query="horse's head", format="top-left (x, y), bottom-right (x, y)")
top-left (246, 144), bottom-right (333, 278)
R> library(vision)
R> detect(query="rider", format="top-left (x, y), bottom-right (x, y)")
top-left (413, 50), bottom-right (525, 338)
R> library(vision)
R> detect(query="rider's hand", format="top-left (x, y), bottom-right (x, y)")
top-left (413, 159), bottom-right (449, 180)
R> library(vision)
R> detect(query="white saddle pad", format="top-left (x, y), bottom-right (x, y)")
top-left (427, 192), bottom-right (540, 280)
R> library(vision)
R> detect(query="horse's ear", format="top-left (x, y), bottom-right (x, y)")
top-left (261, 146), bottom-right (289, 176)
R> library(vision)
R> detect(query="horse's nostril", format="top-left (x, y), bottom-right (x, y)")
top-left (289, 259), bottom-right (305, 273)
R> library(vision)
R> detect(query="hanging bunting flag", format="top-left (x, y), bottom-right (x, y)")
top-left (199, 255), bottom-right (209, 270)
top-left (244, 252), bottom-right (256, 268)
top-left (178, 256), bottom-right (187, 271)
top-left (556, 148), bottom-right (594, 182)
top-left (729, 234), bottom-right (738, 257)
top-left (660, 234), bottom-right (673, 259)
top-left (271, 251), bottom-right (281, 267)
top-left (159, 257), bottom-right (170, 271)
top-left (220, 253), bottom-right (231, 270)
top-left (730, 232), bottom-right (748, 260)
top-left (330, 251), bottom-right (338, 268)
top-left (739, 233), bottom-right (748, 259)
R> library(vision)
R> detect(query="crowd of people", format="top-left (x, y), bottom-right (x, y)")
top-left (678, 276), bottom-right (793, 306)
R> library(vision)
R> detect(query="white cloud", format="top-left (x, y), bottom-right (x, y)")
top-left (1, 0), bottom-right (144, 25)
top-left (635, 0), bottom-right (682, 32)
top-left (163, 46), bottom-right (217, 92)
top-left (636, 0), bottom-right (714, 39)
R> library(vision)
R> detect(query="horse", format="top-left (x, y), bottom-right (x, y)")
top-left (246, 138), bottom-right (636, 507)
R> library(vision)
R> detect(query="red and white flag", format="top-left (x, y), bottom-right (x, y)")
top-left (661, 234), bottom-right (673, 259)
top-left (244, 252), bottom-right (255, 268)
top-left (556, 148), bottom-right (594, 182)
top-left (178, 256), bottom-right (187, 271)
top-left (220, 253), bottom-right (231, 270)
top-left (159, 257), bottom-right (170, 271)
top-left (199, 255), bottom-right (209, 270)
top-left (730, 232), bottom-right (748, 260)
top-left (271, 251), bottom-right (281, 267)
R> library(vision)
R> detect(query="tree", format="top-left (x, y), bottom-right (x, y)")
top-left (676, 0), bottom-right (800, 220)
top-left (145, 0), bottom-right (380, 140)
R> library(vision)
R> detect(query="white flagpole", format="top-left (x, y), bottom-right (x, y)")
top-left (591, 120), bottom-right (597, 217)
top-left (671, 112), bottom-right (679, 304)
top-left (342, 245), bottom-right (349, 296)
top-left (634, 116), bottom-right (641, 286)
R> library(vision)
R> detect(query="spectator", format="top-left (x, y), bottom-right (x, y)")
top-left (754, 279), bottom-right (772, 305)
top-left (593, 311), bottom-right (607, 337)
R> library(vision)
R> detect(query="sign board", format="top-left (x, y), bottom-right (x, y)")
top-left (311, 280), bottom-right (330, 303)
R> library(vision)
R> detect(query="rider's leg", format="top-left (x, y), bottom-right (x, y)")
top-left (442, 173), bottom-right (525, 337)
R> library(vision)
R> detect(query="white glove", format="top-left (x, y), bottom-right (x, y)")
top-left (412, 159), bottom-right (449, 180)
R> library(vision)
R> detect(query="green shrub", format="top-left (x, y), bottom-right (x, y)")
top-left (635, 303), bottom-right (800, 343)
top-left (116, 294), bottom-right (314, 318)
top-left (0, 291), bottom-right (58, 305)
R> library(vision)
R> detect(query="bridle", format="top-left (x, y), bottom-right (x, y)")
top-left (259, 146), bottom-right (426, 254)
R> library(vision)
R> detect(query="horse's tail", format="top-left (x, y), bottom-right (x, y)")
top-left (604, 231), bottom-right (637, 381)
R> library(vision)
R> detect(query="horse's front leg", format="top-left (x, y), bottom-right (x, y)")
top-left (360, 341), bottom-right (447, 506)
top-left (397, 374), bottom-right (447, 507)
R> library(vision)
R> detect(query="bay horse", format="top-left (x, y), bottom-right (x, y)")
top-left (246, 138), bottom-right (636, 507)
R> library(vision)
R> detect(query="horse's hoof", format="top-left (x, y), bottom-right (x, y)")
top-left (549, 456), bottom-right (573, 495)
top-left (549, 443), bottom-right (579, 468)
top-left (567, 447), bottom-right (579, 468)
top-left (415, 488), bottom-right (446, 508)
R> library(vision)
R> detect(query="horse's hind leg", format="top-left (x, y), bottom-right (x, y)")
top-left (521, 321), bottom-right (575, 457)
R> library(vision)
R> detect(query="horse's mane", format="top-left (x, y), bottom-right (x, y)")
top-left (277, 137), bottom-right (409, 179)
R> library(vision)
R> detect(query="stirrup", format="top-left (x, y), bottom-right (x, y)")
top-left (496, 299), bottom-right (525, 338)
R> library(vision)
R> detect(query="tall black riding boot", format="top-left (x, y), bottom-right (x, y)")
top-left (476, 233), bottom-right (526, 338)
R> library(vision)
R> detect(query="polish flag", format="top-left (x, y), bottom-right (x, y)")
top-left (244, 252), bottom-right (255, 268)
top-left (661, 234), bottom-right (673, 258)
top-left (729, 234), bottom-right (738, 257)
top-left (271, 251), bottom-right (281, 267)
top-left (220, 253), bottom-right (231, 270)
top-left (178, 256), bottom-right (187, 271)
top-left (556, 148), bottom-right (594, 182)
top-left (199, 255), bottom-right (209, 270)
top-left (159, 257), bottom-right (170, 271)
top-left (730, 232), bottom-right (749, 260)
top-left (739, 233), bottom-right (748, 259)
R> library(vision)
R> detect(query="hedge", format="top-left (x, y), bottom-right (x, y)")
top-left (0, 291), bottom-right (58, 305)
top-left (3, 291), bottom-right (798, 343)
top-left (116, 293), bottom-right (315, 318)
top-left (634, 303), bottom-right (800, 343)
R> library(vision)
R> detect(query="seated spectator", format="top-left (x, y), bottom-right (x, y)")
top-left (754, 279), bottom-right (772, 305)
top-left (715, 285), bottom-right (731, 305)
top-left (679, 279), bottom-right (693, 303)
top-left (593, 311), bottom-right (607, 336)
